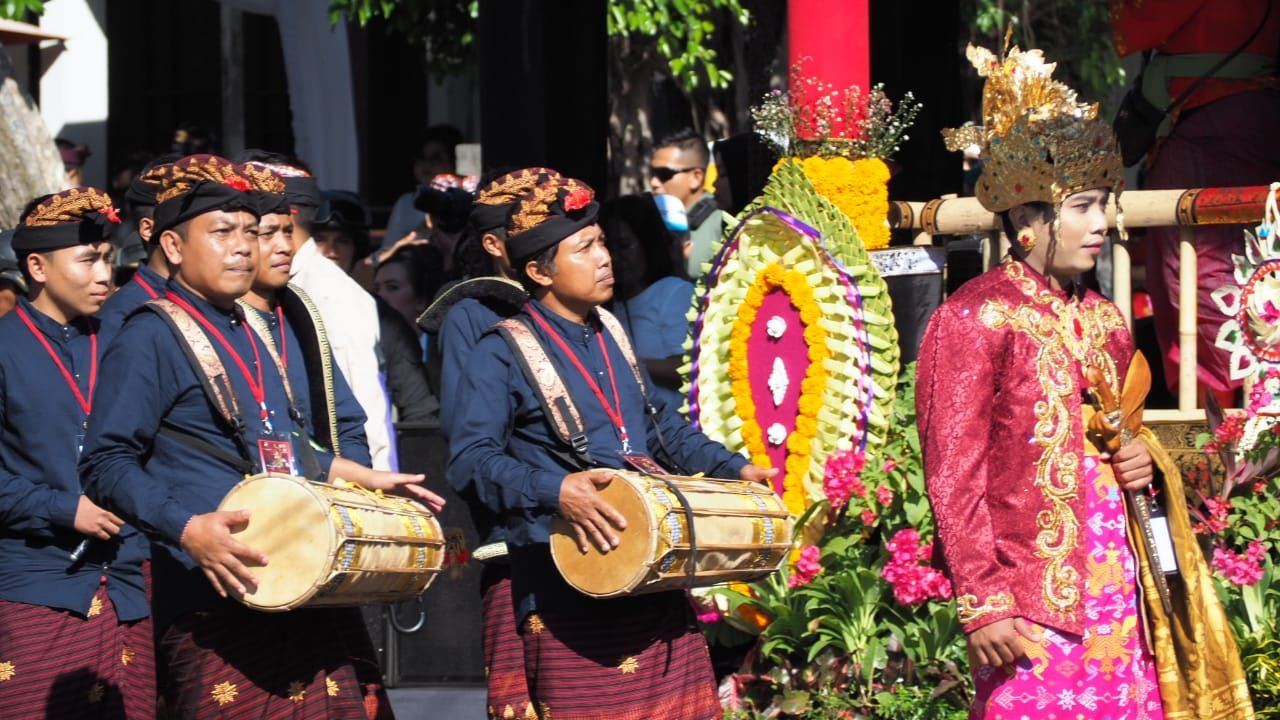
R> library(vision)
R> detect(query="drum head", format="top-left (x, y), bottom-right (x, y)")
top-left (549, 473), bottom-right (655, 598)
top-left (218, 474), bottom-right (335, 611)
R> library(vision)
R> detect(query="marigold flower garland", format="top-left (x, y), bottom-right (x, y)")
top-left (775, 156), bottom-right (892, 250)
top-left (730, 263), bottom-right (829, 515)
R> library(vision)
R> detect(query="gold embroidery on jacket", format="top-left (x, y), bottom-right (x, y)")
top-left (956, 592), bottom-right (1015, 625)
top-left (978, 261), bottom-right (1124, 621)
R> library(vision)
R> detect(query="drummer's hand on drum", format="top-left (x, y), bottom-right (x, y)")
top-left (180, 510), bottom-right (268, 598)
top-left (739, 464), bottom-right (779, 485)
top-left (363, 471), bottom-right (447, 513)
top-left (329, 458), bottom-right (447, 512)
top-left (559, 470), bottom-right (628, 554)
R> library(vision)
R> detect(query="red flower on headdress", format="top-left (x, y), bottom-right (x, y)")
top-left (223, 176), bottom-right (252, 192)
top-left (563, 188), bottom-right (592, 213)
top-left (102, 206), bottom-right (121, 224)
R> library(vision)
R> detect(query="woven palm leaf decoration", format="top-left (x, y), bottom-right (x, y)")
top-left (681, 159), bottom-right (899, 515)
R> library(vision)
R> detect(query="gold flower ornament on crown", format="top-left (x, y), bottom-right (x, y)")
top-left (155, 156), bottom-right (284, 204)
top-left (941, 37), bottom-right (1126, 238)
top-left (22, 187), bottom-right (119, 227)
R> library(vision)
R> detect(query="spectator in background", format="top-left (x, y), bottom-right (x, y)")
top-left (1114, 0), bottom-right (1280, 404)
top-left (0, 229), bottom-right (25, 318)
top-left (384, 125), bottom-right (465, 247)
top-left (314, 190), bottom-right (440, 425)
top-left (602, 194), bottom-right (696, 410)
top-left (170, 122), bottom-right (216, 156)
top-left (314, 190), bottom-right (374, 272)
top-left (55, 138), bottom-right (90, 188)
top-left (374, 244), bottom-right (446, 361)
top-left (710, 131), bottom-right (778, 217)
top-left (650, 128), bottom-right (723, 280)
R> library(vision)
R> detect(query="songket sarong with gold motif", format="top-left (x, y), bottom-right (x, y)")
top-left (972, 452), bottom-right (1164, 719)
top-left (518, 590), bottom-right (718, 720)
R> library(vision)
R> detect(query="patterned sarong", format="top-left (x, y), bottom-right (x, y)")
top-left (0, 584), bottom-right (157, 719)
top-left (159, 606), bottom-right (380, 719)
top-left (520, 590), bottom-right (718, 720)
top-left (483, 565), bottom-right (534, 720)
top-left (972, 454), bottom-right (1165, 719)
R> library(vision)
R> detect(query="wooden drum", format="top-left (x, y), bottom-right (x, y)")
top-left (550, 470), bottom-right (793, 598)
top-left (217, 473), bottom-right (445, 611)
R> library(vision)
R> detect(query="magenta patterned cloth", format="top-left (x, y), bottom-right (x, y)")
top-left (970, 454), bottom-right (1165, 719)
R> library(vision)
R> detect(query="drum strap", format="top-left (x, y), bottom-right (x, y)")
top-left (141, 299), bottom-right (253, 462)
top-left (653, 474), bottom-right (699, 588)
top-left (495, 317), bottom-right (595, 469)
top-left (495, 310), bottom-right (690, 474)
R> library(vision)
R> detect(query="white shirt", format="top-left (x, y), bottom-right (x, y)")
top-left (290, 237), bottom-right (394, 470)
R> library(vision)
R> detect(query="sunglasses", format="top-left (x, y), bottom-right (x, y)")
top-left (648, 165), bottom-right (699, 182)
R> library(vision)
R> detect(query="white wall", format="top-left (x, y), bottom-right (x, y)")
top-left (38, 0), bottom-right (108, 188)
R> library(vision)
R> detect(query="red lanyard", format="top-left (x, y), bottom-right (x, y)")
top-left (526, 304), bottom-right (631, 453)
top-left (15, 306), bottom-right (97, 417)
top-left (165, 291), bottom-right (272, 430)
top-left (134, 273), bottom-right (158, 300)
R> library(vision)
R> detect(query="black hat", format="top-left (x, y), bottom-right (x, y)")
top-left (151, 155), bottom-right (280, 236)
top-left (314, 190), bottom-right (372, 260)
top-left (12, 187), bottom-right (121, 253)
top-left (470, 167), bottom-right (599, 262)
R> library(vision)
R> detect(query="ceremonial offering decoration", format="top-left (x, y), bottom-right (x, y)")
top-left (217, 473), bottom-right (444, 611)
top-left (751, 64), bottom-right (920, 251)
top-left (686, 183), bottom-right (898, 516)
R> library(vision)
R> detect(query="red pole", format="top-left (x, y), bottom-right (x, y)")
top-left (787, 0), bottom-right (871, 139)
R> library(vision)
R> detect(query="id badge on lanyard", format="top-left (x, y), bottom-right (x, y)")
top-left (257, 433), bottom-right (297, 475)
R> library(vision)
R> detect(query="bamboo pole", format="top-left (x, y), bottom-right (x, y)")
top-left (1178, 226), bottom-right (1198, 414)
top-left (893, 187), bottom-right (1279, 234)
top-left (1112, 232), bottom-right (1132, 332)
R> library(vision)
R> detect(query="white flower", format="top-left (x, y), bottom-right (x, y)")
top-left (766, 315), bottom-right (787, 339)
top-left (766, 423), bottom-right (787, 447)
top-left (768, 357), bottom-right (789, 407)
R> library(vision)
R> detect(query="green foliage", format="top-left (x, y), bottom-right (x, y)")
top-left (329, 0), bottom-right (479, 76)
top-left (968, 0), bottom-right (1127, 106)
top-left (608, 0), bottom-right (750, 92)
top-left (0, 0), bottom-right (43, 21)
top-left (710, 366), bottom-right (970, 718)
top-left (329, 0), bottom-right (751, 93)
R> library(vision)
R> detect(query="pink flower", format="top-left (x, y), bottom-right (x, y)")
top-left (822, 448), bottom-right (867, 508)
top-left (1211, 542), bottom-right (1266, 586)
top-left (789, 545), bottom-right (823, 588)
top-left (875, 485), bottom-right (894, 506)
top-left (880, 529), bottom-right (951, 605)
top-left (881, 459), bottom-right (897, 474)
top-left (860, 509), bottom-right (878, 526)
top-left (1195, 496), bottom-right (1232, 536)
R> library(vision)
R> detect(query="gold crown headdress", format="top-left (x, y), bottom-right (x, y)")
top-left (943, 41), bottom-right (1125, 235)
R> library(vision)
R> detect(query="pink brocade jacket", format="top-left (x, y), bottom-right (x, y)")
top-left (916, 260), bottom-right (1133, 637)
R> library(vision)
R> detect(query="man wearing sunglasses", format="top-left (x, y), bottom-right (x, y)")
top-left (648, 128), bottom-right (723, 280)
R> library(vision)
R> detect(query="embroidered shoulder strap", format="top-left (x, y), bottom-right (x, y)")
top-left (142, 299), bottom-right (254, 473)
top-left (597, 307), bottom-right (649, 399)
top-left (145, 299), bottom-right (242, 429)
top-left (235, 299), bottom-right (301, 417)
top-left (282, 284), bottom-right (341, 456)
top-left (494, 317), bottom-right (592, 465)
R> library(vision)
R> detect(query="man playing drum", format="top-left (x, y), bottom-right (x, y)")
top-left (0, 188), bottom-right (155, 718)
top-left (237, 169), bottom-right (445, 718)
top-left (447, 168), bottom-right (774, 720)
top-left (78, 155), bottom-right (432, 718)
